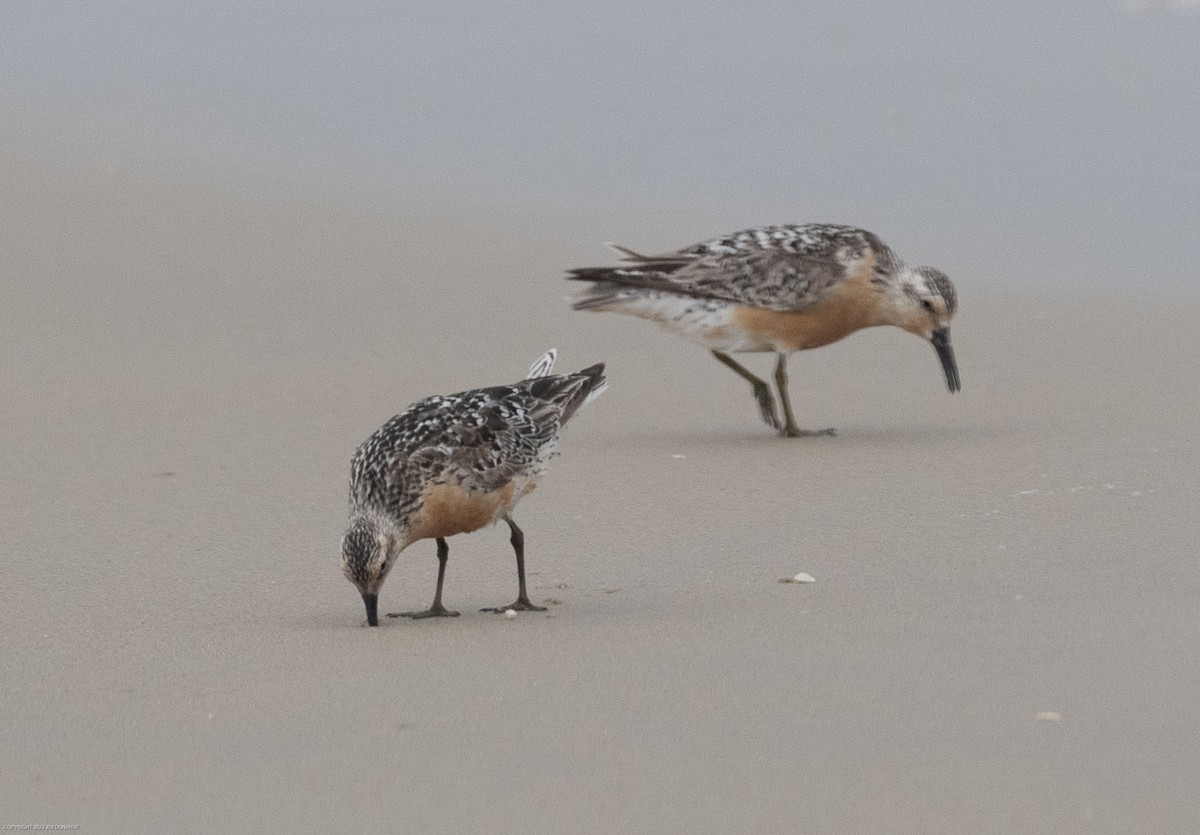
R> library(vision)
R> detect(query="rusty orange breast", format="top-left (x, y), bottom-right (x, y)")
top-left (406, 481), bottom-right (517, 542)
top-left (730, 282), bottom-right (877, 351)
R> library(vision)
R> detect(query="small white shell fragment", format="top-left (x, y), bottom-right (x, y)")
top-left (671, 454), bottom-right (687, 459)
top-left (504, 609), bottom-right (518, 619)
top-left (1036, 711), bottom-right (1061, 722)
top-left (792, 573), bottom-right (816, 584)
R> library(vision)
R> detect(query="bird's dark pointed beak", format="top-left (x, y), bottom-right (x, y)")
top-left (362, 592), bottom-right (379, 627)
top-left (931, 328), bottom-right (960, 393)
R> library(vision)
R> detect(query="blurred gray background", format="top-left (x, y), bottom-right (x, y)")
top-left (4, 1), bottom-right (1198, 288)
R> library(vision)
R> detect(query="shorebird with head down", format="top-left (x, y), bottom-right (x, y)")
top-left (341, 350), bottom-right (606, 626)
top-left (567, 224), bottom-right (959, 436)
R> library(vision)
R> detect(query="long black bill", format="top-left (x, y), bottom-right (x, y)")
top-left (362, 592), bottom-right (379, 627)
top-left (931, 328), bottom-right (961, 393)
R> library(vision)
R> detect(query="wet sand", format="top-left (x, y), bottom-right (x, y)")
top-left (3, 142), bottom-right (1199, 834)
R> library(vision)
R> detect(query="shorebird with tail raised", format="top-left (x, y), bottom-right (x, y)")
top-left (567, 224), bottom-right (959, 437)
top-left (341, 350), bottom-right (606, 626)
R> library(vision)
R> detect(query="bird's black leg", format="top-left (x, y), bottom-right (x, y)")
top-left (711, 350), bottom-right (782, 431)
top-left (389, 537), bottom-right (460, 619)
top-left (482, 516), bottom-right (546, 613)
top-left (773, 353), bottom-right (836, 438)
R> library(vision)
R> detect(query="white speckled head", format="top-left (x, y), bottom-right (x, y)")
top-left (890, 265), bottom-right (958, 336)
top-left (341, 517), bottom-right (398, 625)
top-left (888, 265), bottom-right (961, 392)
top-left (892, 267), bottom-right (955, 333)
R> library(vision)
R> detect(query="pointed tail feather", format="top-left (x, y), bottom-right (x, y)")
top-left (528, 363), bottom-right (606, 425)
top-left (566, 267), bottom-right (689, 311)
top-left (566, 250), bottom-right (702, 311)
top-left (581, 378), bottom-right (608, 408)
top-left (566, 265), bottom-right (692, 296)
top-left (560, 363), bottom-right (607, 424)
top-left (526, 348), bottom-right (557, 379)
top-left (607, 242), bottom-right (652, 261)
top-left (569, 282), bottom-right (630, 311)
top-left (605, 243), bottom-right (694, 269)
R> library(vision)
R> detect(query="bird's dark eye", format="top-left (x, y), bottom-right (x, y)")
top-left (921, 299), bottom-right (935, 312)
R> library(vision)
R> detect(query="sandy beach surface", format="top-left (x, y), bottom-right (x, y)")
top-left (3, 142), bottom-right (1199, 834)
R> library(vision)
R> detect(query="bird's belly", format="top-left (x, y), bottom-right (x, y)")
top-left (407, 481), bottom-right (520, 541)
top-left (612, 294), bottom-right (771, 351)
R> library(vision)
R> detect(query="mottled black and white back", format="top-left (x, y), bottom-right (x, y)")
top-left (348, 350), bottom-right (604, 523)
top-left (570, 224), bottom-right (903, 313)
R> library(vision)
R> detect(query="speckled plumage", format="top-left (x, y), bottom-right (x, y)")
top-left (349, 366), bottom-right (603, 527)
top-left (570, 224), bottom-right (912, 313)
top-left (340, 350), bottom-right (606, 625)
top-left (567, 223), bottom-right (960, 436)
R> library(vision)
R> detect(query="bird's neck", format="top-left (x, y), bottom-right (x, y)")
top-left (866, 278), bottom-right (905, 327)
